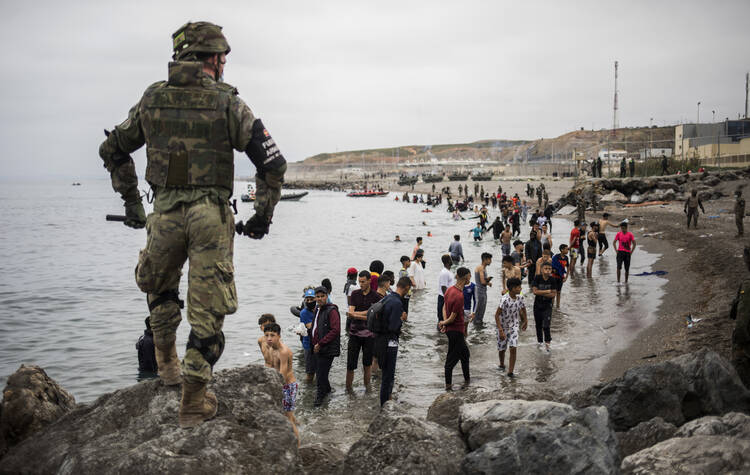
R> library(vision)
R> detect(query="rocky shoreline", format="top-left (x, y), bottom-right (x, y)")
top-left (2, 348), bottom-right (750, 474)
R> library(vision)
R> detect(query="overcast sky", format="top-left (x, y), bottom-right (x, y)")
top-left (1, 0), bottom-right (748, 179)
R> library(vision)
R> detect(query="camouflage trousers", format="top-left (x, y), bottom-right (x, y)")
top-left (135, 196), bottom-right (237, 384)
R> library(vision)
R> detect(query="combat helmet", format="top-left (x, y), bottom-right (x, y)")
top-left (172, 22), bottom-right (230, 61)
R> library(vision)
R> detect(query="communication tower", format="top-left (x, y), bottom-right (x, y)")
top-left (612, 61), bottom-right (619, 133)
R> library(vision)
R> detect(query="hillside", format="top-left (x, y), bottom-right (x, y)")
top-left (299, 127), bottom-right (675, 166)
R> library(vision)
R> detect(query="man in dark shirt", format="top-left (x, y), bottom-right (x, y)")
top-left (525, 230), bottom-right (543, 286)
top-left (375, 276), bottom-right (411, 406)
top-left (136, 317), bottom-right (158, 374)
top-left (439, 267), bottom-right (473, 390)
top-left (532, 262), bottom-right (558, 352)
top-left (312, 286), bottom-right (341, 406)
top-left (346, 270), bottom-right (382, 392)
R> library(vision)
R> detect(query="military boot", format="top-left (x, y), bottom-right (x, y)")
top-left (154, 334), bottom-right (182, 386)
top-left (179, 380), bottom-right (218, 428)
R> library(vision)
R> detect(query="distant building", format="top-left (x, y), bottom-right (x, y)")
top-left (639, 148), bottom-right (672, 159)
top-left (675, 119), bottom-right (750, 157)
top-left (598, 149), bottom-right (627, 162)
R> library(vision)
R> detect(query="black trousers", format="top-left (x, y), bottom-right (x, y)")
top-left (315, 355), bottom-right (334, 403)
top-left (534, 306), bottom-right (552, 343)
top-left (527, 263), bottom-right (537, 285)
top-left (445, 331), bottom-right (470, 385)
top-left (379, 341), bottom-right (398, 406)
top-left (437, 294), bottom-right (445, 323)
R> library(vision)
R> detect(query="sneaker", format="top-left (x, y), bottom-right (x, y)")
top-left (537, 342), bottom-right (544, 350)
top-left (498, 365), bottom-right (506, 371)
top-left (507, 372), bottom-right (515, 378)
top-left (545, 343), bottom-right (551, 352)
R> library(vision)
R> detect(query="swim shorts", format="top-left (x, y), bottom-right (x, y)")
top-left (502, 243), bottom-right (511, 256)
top-left (282, 381), bottom-right (298, 412)
top-left (570, 248), bottom-right (579, 261)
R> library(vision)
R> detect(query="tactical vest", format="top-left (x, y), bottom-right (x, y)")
top-left (140, 61), bottom-right (235, 192)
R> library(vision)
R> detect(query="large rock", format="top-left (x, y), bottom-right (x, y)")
top-left (674, 411), bottom-right (750, 438)
top-left (568, 349), bottom-right (750, 431)
top-left (459, 399), bottom-right (619, 474)
top-left (600, 190), bottom-right (628, 205)
top-left (426, 386), bottom-right (562, 432)
top-left (0, 365), bottom-right (75, 457)
top-left (702, 175), bottom-right (721, 187)
top-left (616, 417), bottom-right (676, 458)
top-left (344, 402), bottom-right (465, 475)
top-left (300, 443), bottom-right (346, 475)
top-left (0, 365), bottom-right (301, 474)
top-left (621, 436), bottom-right (750, 474)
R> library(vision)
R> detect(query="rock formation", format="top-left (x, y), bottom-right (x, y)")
top-left (0, 365), bottom-right (76, 457)
top-left (343, 402), bottom-right (465, 475)
top-left (0, 365), bottom-right (301, 475)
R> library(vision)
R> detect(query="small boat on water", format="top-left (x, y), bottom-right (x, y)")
top-left (346, 190), bottom-right (389, 198)
top-left (241, 191), bottom-right (309, 202)
top-left (240, 184), bottom-right (308, 202)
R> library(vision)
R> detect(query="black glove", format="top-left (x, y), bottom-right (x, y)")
top-left (124, 200), bottom-right (146, 229)
top-left (238, 214), bottom-right (270, 239)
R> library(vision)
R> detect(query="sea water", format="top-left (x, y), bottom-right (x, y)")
top-left (0, 179), bottom-right (664, 449)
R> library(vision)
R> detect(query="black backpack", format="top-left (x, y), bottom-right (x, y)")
top-left (366, 294), bottom-right (391, 333)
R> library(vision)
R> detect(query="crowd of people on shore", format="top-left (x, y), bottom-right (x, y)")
top-left (245, 182), bottom-right (643, 443)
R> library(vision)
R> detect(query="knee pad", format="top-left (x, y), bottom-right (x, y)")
top-left (187, 330), bottom-right (225, 368)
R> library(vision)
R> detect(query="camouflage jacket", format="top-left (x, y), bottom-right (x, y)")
top-left (99, 61), bottom-right (284, 217)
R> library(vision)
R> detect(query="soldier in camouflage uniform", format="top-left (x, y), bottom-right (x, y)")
top-left (735, 188), bottom-right (745, 237)
top-left (99, 22), bottom-right (286, 428)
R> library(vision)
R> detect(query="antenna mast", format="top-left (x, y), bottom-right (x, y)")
top-left (745, 72), bottom-right (749, 119)
top-left (612, 61), bottom-right (619, 132)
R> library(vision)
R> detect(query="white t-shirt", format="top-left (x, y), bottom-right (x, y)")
top-left (438, 268), bottom-right (455, 296)
top-left (409, 261), bottom-right (426, 289)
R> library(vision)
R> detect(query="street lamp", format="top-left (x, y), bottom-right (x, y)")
top-left (697, 101), bottom-right (701, 123)
top-left (712, 110), bottom-right (716, 123)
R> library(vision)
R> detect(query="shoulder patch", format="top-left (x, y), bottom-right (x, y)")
top-left (216, 81), bottom-right (239, 95)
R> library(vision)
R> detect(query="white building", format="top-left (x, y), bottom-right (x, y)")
top-left (638, 148), bottom-right (673, 159)
top-left (598, 149), bottom-right (627, 162)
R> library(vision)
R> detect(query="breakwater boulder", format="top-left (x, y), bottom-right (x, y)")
top-left (568, 348), bottom-right (750, 432)
top-left (343, 401), bottom-right (465, 475)
top-left (459, 399), bottom-right (619, 474)
top-left (621, 412), bottom-right (750, 474)
top-left (616, 417), bottom-right (677, 458)
top-left (0, 365), bottom-right (75, 457)
top-left (0, 365), bottom-right (301, 474)
top-left (426, 385), bottom-right (562, 433)
top-left (554, 167), bottom-right (750, 210)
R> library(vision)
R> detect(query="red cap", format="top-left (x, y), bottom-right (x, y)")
top-left (347, 267), bottom-right (358, 275)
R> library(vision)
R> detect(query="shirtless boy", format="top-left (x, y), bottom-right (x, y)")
top-left (257, 314), bottom-right (276, 354)
top-left (500, 227), bottom-right (512, 256)
top-left (597, 213), bottom-right (619, 256)
top-left (261, 322), bottom-right (299, 445)
top-left (535, 246), bottom-right (553, 276)
top-left (501, 255), bottom-right (522, 294)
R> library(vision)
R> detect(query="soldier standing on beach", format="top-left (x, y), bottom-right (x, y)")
top-left (661, 153), bottom-right (669, 175)
top-left (736, 189), bottom-right (746, 237)
top-left (596, 156), bottom-right (603, 178)
top-left (629, 157), bottom-right (635, 178)
top-left (684, 190), bottom-right (705, 229)
top-left (99, 22), bottom-right (286, 427)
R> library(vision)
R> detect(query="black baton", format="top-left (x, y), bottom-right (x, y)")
top-left (106, 214), bottom-right (127, 222)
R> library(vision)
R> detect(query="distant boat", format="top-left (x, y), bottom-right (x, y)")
top-left (346, 190), bottom-right (389, 198)
top-left (241, 191), bottom-right (309, 202)
top-left (72, 182), bottom-right (81, 186)
top-left (422, 174), bottom-right (444, 183)
top-left (398, 175), bottom-right (418, 186)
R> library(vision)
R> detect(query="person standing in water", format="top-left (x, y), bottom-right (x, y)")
top-left (439, 267), bottom-right (473, 390)
top-left (474, 253), bottom-right (493, 323)
top-left (597, 213), bottom-right (619, 256)
top-left (613, 220), bottom-right (636, 283)
top-left (586, 223), bottom-right (598, 278)
top-left (494, 277), bottom-right (527, 377)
